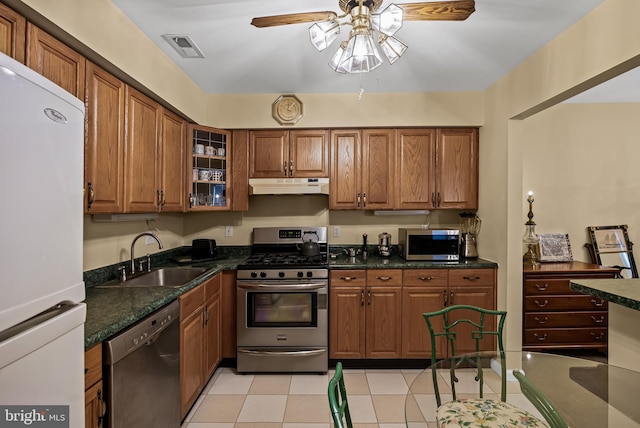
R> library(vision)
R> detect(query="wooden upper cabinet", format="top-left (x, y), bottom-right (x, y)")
top-left (84, 61), bottom-right (125, 214)
top-left (231, 130), bottom-right (249, 211)
top-left (250, 130), bottom-right (288, 177)
top-left (289, 129), bottom-right (329, 177)
top-left (437, 128), bottom-right (478, 209)
top-left (160, 108), bottom-right (186, 212)
top-left (249, 129), bottom-right (329, 178)
top-left (124, 86), bottom-right (161, 213)
top-left (26, 23), bottom-right (85, 99)
top-left (0, 3), bottom-right (26, 63)
top-left (395, 128), bottom-right (436, 209)
top-left (330, 129), bottom-right (394, 210)
top-left (330, 130), bottom-right (361, 209)
top-left (361, 129), bottom-right (394, 210)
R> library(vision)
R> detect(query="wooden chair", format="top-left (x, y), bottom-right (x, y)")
top-left (513, 369), bottom-right (569, 428)
top-left (328, 362), bottom-right (352, 428)
top-left (423, 305), bottom-right (548, 428)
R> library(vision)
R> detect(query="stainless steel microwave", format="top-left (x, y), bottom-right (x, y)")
top-left (398, 228), bottom-right (460, 261)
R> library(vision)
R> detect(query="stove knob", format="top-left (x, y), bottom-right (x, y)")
top-left (278, 271), bottom-right (285, 278)
top-left (250, 272), bottom-right (258, 278)
top-left (306, 271), bottom-right (313, 278)
top-left (260, 272), bottom-right (267, 278)
top-left (297, 271), bottom-right (304, 278)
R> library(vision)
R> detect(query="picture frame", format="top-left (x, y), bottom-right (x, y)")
top-left (588, 225), bottom-right (638, 278)
top-left (538, 233), bottom-right (573, 262)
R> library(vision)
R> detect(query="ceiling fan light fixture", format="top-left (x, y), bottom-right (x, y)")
top-left (328, 42), bottom-right (349, 73)
top-left (371, 3), bottom-right (403, 36)
top-left (379, 35), bottom-right (407, 64)
top-left (309, 20), bottom-right (341, 51)
top-left (339, 30), bottom-right (382, 73)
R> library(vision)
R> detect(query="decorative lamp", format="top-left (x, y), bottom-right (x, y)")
top-left (523, 191), bottom-right (540, 267)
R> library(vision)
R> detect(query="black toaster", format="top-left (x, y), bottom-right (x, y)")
top-left (192, 239), bottom-right (217, 260)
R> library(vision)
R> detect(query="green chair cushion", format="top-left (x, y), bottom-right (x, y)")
top-left (437, 398), bottom-right (549, 428)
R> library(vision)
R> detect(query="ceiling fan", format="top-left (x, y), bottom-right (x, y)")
top-left (251, 0), bottom-right (475, 74)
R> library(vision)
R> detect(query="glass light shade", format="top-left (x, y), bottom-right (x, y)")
top-left (328, 43), bottom-right (348, 73)
top-left (379, 35), bottom-right (407, 64)
top-left (309, 20), bottom-right (340, 52)
top-left (371, 3), bottom-right (403, 36)
top-left (339, 32), bottom-right (383, 73)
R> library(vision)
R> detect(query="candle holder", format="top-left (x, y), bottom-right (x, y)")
top-left (523, 192), bottom-right (540, 267)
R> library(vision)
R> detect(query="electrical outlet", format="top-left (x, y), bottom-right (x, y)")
top-left (225, 226), bottom-right (233, 237)
top-left (333, 226), bottom-right (340, 237)
top-left (145, 231), bottom-right (155, 245)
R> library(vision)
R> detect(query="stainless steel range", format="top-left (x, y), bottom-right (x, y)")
top-left (237, 226), bottom-right (328, 373)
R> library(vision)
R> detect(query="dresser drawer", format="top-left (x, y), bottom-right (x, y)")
top-left (524, 311), bottom-right (607, 328)
top-left (524, 295), bottom-right (607, 311)
top-left (330, 269), bottom-right (366, 286)
top-left (449, 268), bottom-right (494, 286)
top-left (403, 269), bottom-right (448, 287)
top-left (524, 327), bottom-right (607, 345)
top-left (524, 279), bottom-right (578, 295)
top-left (366, 269), bottom-right (402, 286)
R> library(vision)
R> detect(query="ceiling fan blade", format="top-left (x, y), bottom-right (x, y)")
top-left (401, 0), bottom-right (475, 21)
top-left (251, 11), bottom-right (338, 28)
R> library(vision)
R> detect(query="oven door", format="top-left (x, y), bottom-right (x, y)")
top-left (236, 280), bottom-right (328, 348)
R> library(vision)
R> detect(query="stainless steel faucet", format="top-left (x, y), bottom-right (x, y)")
top-left (130, 232), bottom-right (163, 275)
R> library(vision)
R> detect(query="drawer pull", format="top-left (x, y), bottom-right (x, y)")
top-left (534, 316), bottom-right (548, 324)
top-left (534, 299), bottom-right (549, 308)
top-left (463, 276), bottom-right (481, 281)
top-left (360, 290), bottom-right (364, 306)
top-left (590, 299), bottom-right (605, 307)
top-left (418, 276), bottom-right (434, 281)
top-left (534, 283), bottom-right (548, 291)
top-left (591, 315), bottom-right (606, 324)
top-left (376, 276), bottom-right (392, 281)
top-left (340, 276), bottom-right (356, 281)
top-left (534, 333), bottom-right (548, 341)
top-left (591, 332), bottom-right (605, 340)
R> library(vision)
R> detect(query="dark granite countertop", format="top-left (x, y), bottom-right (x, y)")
top-left (84, 248), bottom-right (497, 349)
top-left (570, 278), bottom-right (640, 311)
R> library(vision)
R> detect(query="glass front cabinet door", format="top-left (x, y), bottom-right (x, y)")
top-left (188, 125), bottom-right (231, 210)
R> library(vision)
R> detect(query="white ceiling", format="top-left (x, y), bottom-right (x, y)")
top-left (110, 0), bottom-right (623, 99)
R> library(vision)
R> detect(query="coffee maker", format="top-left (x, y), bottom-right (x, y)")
top-left (377, 232), bottom-right (392, 257)
top-left (459, 212), bottom-right (481, 258)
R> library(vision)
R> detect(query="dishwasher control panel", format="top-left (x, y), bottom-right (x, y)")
top-left (105, 300), bottom-right (179, 364)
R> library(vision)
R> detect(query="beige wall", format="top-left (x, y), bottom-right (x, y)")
top-left (19, 0), bottom-right (640, 351)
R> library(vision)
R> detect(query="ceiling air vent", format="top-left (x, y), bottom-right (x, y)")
top-left (162, 34), bottom-right (205, 58)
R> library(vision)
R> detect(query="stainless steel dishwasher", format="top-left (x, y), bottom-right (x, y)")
top-left (104, 300), bottom-right (180, 428)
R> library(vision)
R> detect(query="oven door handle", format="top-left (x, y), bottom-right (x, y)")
top-left (237, 348), bottom-right (326, 357)
top-left (237, 281), bottom-right (327, 290)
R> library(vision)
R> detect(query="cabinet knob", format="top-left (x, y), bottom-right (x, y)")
top-left (590, 299), bottom-right (605, 307)
top-left (534, 299), bottom-right (549, 308)
top-left (590, 332), bottom-right (605, 340)
top-left (463, 276), bottom-right (481, 281)
top-left (590, 315), bottom-right (606, 324)
top-left (418, 276), bottom-right (434, 281)
top-left (340, 276), bottom-right (355, 281)
top-left (376, 276), bottom-right (392, 281)
top-left (534, 333), bottom-right (548, 341)
top-left (87, 182), bottom-right (95, 210)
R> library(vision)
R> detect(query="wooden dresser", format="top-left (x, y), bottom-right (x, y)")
top-left (523, 261), bottom-right (619, 351)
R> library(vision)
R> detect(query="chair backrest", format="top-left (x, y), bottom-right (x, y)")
top-left (513, 369), bottom-right (569, 428)
top-left (328, 362), bottom-right (353, 428)
top-left (423, 305), bottom-right (507, 406)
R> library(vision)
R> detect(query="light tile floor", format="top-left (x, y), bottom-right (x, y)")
top-left (180, 366), bottom-right (545, 428)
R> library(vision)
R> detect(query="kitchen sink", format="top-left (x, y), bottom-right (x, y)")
top-left (96, 267), bottom-right (209, 288)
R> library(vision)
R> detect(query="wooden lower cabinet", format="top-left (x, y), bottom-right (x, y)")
top-left (523, 261), bottom-right (618, 351)
top-left (179, 273), bottom-right (221, 418)
top-left (329, 269), bottom-right (402, 359)
top-left (84, 343), bottom-right (105, 428)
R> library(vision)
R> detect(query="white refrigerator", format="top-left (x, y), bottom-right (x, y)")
top-left (0, 52), bottom-right (87, 427)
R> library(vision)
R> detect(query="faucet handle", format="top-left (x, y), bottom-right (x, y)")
top-left (118, 265), bottom-right (127, 283)
top-left (145, 254), bottom-right (152, 272)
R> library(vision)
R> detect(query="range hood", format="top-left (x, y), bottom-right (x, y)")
top-left (249, 178), bottom-right (329, 195)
